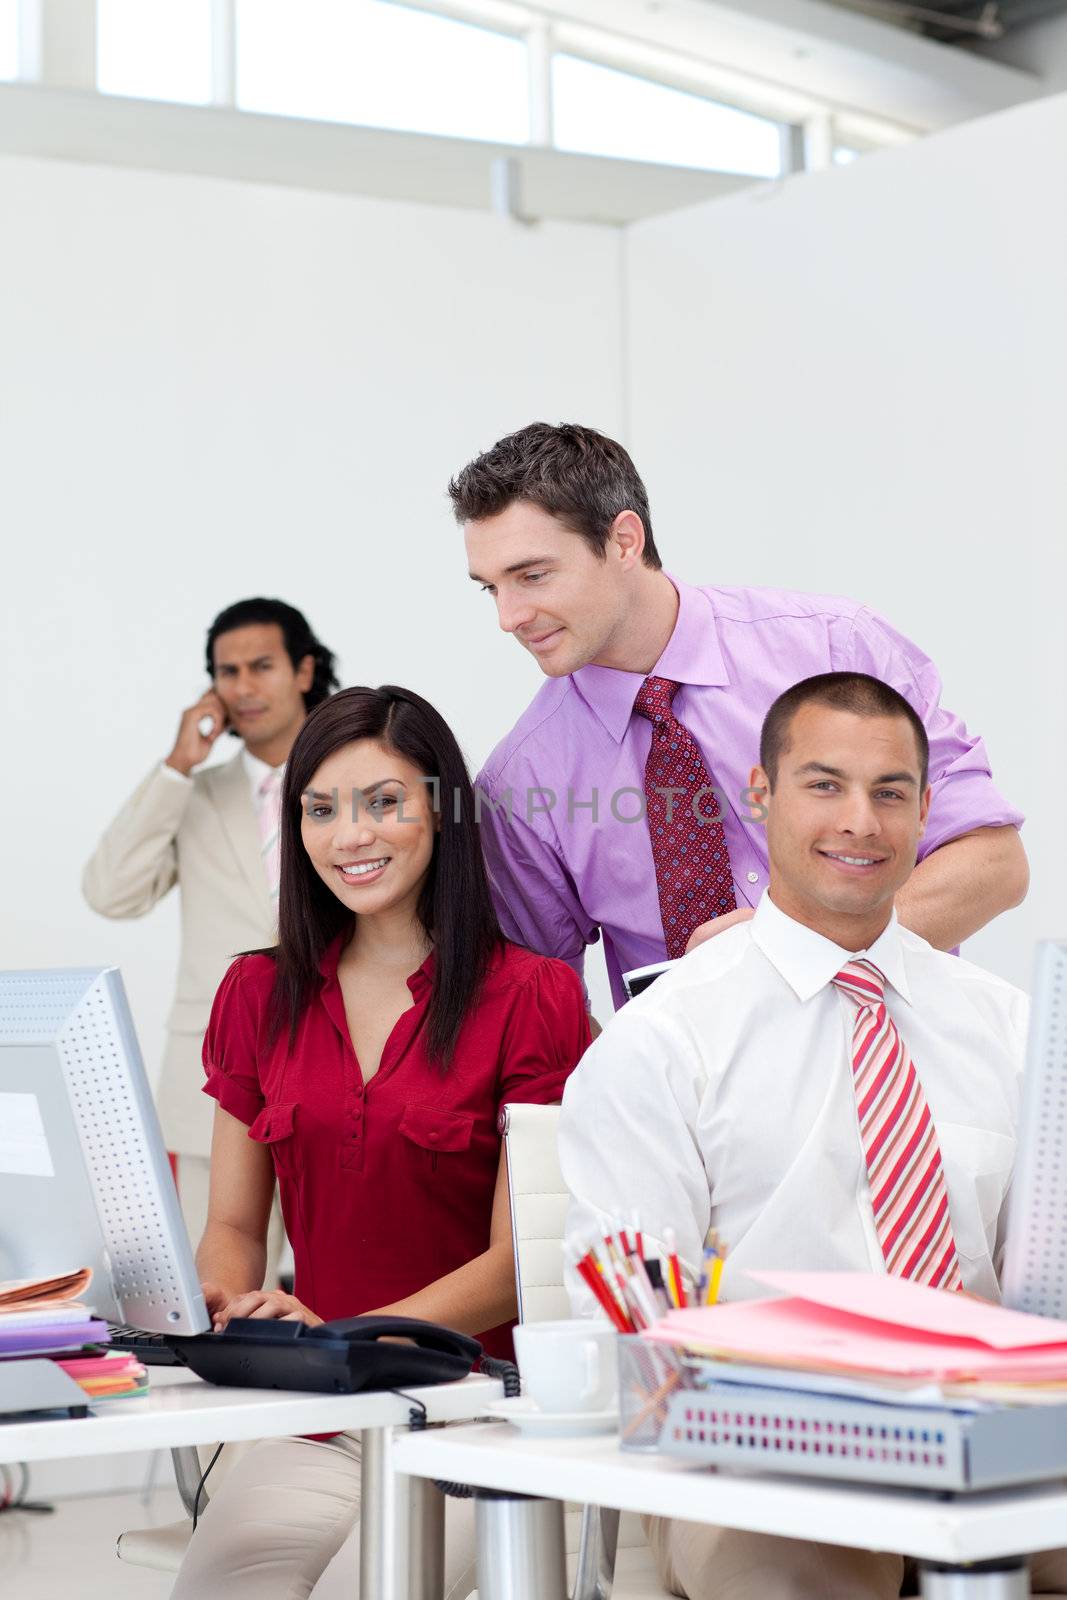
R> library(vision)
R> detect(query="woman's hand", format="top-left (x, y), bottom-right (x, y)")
top-left (201, 1280), bottom-right (246, 1328)
top-left (210, 1289), bottom-right (324, 1331)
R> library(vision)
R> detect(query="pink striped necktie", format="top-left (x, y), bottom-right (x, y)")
top-left (833, 959), bottom-right (962, 1291)
top-left (257, 768), bottom-right (283, 901)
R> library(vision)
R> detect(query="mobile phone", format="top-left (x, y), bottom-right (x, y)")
top-left (622, 959), bottom-right (678, 1001)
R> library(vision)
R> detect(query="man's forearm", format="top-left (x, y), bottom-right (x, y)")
top-left (895, 826), bottom-right (1029, 950)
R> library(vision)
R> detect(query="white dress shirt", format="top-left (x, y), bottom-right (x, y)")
top-left (240, 746), bottom-right (283, 809)
top-left (560, 892), bottom-right (1027, 1305)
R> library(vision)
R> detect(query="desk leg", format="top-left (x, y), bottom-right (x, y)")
top-left (361, 1424), bottom-right (445, 1600)
top-left (474, 1490), bottom-right (567, 1600)
top-left (919, 1559), bottom-right (1029, 1598)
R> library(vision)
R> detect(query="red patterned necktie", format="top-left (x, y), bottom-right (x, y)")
top-left (633, 675), bottom-right (736, 959)
top-left (833, 959), bottom-right (962, 1290)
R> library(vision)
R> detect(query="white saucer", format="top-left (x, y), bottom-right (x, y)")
top-left (484, 1395), bottom-right (619, 1437)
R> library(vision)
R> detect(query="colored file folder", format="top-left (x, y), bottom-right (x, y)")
top-left (645, 1271), bottom-right (1067, 1386)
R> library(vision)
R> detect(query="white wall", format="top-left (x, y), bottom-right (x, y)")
top-left (625, 91), bottom-right (1067, 988)
top-left (0, 152), bottom-right (624, 1069)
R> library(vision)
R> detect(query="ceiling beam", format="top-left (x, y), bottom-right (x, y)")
top-left (524, 0), bottom-right (1041, 130)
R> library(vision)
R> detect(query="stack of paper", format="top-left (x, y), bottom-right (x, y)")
top-left (645, 1272), bottom-right (1067, 1404)
top-left (0, 1270), bottom-right (109, 1359)
top-left (55, 1353), bottom-right (148, 1401)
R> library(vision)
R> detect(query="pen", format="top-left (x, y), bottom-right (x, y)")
top-left (644, 1258), bottom-right (672, 1317)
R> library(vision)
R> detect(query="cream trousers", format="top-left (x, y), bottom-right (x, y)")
top-left (170, 1431), bottom-right (476, 1600)
top-left (646, 1515), bottom-right (1067, 1599)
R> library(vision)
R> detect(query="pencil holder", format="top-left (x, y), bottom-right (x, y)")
top-left (617, 1335), bottom-right (699, 1453)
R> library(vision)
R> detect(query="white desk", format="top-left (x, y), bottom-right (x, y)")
top-left (1, 1366), bottom-right (500, 1463)
top-left (2, 1367), bottom-right (501, 1599)
top-left (391, 1421), bottom-right (1067, 1599)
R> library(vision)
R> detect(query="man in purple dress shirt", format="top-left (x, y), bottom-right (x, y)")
top-left (451, 423), bottom-right (1028, 1015)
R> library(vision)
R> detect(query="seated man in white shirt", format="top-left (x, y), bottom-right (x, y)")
top-left (559, 670), bottom-right (1061, 1600)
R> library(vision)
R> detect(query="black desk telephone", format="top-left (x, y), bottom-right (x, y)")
top-left (173, 1315), bottom-right (485, 1393)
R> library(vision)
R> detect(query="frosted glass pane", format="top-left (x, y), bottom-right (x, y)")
top-left (97, 0), bottom-right (213, 105)
top-left (0, 0), bottom-right (17, 80)
top-left (553, 55), bottom-right (781, 178)
top-left (238, 0), bottom-right (529, 145)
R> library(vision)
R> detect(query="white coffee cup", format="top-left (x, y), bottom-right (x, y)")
top-left (513, 1319), bottom-right (618, 1414)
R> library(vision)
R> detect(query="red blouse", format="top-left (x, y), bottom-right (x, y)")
top-left (202, 938), bottom-right (590, 1358)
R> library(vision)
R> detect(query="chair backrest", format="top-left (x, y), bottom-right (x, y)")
top-left (501, 1103), bottom-right (571, 1324)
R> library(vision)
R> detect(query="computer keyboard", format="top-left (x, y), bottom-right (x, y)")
top-left (106, 1323), bottom-right (184, 1366)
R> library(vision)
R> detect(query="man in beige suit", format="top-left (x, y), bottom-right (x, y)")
top-left (83, 597), bottom-right (339, 1254)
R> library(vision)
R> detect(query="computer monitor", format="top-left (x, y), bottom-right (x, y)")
top-left (0, 966), bottom-right (209, 1335)
top-left (1000, 939), bottom-right (1067, 1320)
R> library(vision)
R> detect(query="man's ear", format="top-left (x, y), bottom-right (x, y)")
top-left (296, 654), bottom-right (316, 693)
top-left (745, 765), bottom-right (770, 826)
top-left (608, 510), bottom-right (646, 571)
top-left (918, 783), bottom-right (932, 836)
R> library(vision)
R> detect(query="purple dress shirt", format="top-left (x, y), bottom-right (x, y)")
top-left (476, 579), bottom-right (1024, 1010)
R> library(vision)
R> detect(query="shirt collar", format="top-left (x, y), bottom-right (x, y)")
top-left (749, 891), bottom-right (912, 1005)
top-left (571, 576), bottom-right (730, 743)
top-left (317, 933), bottom-right (436, 999)
top-left (241, 745), bottom-right (283, 795)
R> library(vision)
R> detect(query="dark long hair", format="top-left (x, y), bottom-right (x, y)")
top-left (269, 685), bottom-right (503, 1067)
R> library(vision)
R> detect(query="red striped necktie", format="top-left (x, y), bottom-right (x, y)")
top-left (833, 959), bottom-right (962, 1291)
top-left (633, 675), bottom-right (736, 960)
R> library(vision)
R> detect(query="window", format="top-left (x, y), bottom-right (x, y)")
top-left (97, 0), bottom-right (213, 105)
top-left (237, 0), bottom-right (529, 145)
top-left (552, 55), bottom-right (782, 178)
top-left (0, 0), bottom-right (17, 80)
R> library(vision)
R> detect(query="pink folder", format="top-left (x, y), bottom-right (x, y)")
top-left (645, 1272), bottom-right (1067, 1384)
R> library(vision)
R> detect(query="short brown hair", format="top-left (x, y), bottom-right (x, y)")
top-left (760, 673), bottom-right (930, 789)
top-left (448, 422), bottom-right (661, 569)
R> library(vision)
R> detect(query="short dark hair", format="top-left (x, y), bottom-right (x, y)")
top-left (760, 673), bottom-right (930, 790)
top-left (205, 597), bottom-right (339, 716)
top-left (448, 422), bottom-right (661, 569)
top-left (269, 685), bottom-right (503, 1069)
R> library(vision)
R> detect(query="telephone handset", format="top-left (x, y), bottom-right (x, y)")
top-left (314, 1314), bottom-right (483, 1363)
top-left (175, 1312), bottom-right (485, 1392)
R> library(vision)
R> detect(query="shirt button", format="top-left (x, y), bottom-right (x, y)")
top-left (428, 1131), bottom-right (438, 1143)
top-left (747, 871), bottom-right (759, 883)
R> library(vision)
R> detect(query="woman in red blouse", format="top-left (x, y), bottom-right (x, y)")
top-left (172, 684), bottom-right (590, 1600)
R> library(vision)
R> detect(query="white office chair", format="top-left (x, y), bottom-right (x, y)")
top-left (116, 1441), bottom-right (216, 1573)
top-left (497, 1102), bottom-right (670, 1600)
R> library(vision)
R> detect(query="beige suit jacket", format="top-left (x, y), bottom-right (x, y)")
top-left (83, 753), bottom-right (276, 1157)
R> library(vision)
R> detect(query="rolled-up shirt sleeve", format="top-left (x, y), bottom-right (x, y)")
top-left (496, 958), bottom-right (592, 1118)
top-left (201, 956), bottom-right (268, 1127)
top-left (476, 763), bottom-right (600, 990)
top-left (835, 607), bottom-right (1024, 858)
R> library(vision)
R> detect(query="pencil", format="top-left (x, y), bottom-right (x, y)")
top-left (664, 1228), bottom-right (688, 1309)
top-left (569, 1246), bottom-right (632, 1332)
